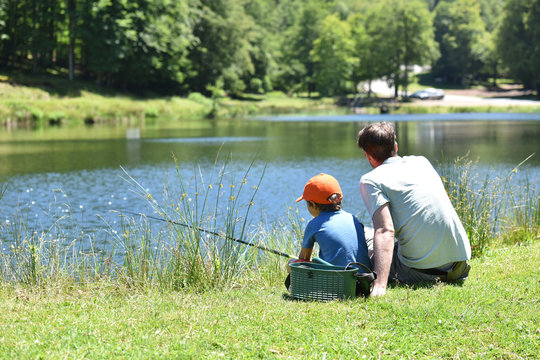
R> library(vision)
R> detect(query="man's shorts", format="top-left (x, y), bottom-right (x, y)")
top-left (364, 227), bottom-right (470, 284)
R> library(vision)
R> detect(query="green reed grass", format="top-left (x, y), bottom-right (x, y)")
top-left (116, 153), bottom-right (267, 291)
top-left (440, 153), bottom-right (539, 256)
top-left (499, 173), bottom-right (540, 245)
top-left (0, 195), bottom-right (105, 287)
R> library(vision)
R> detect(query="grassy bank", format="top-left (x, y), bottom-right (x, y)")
top-left (2, 72), bottom-right (540, 127)
top-left (0, 73), bottom-right (339, 126)
top-left (0, 242), bottom-right (537, 358)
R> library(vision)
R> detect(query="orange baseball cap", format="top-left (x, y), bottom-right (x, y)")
top-left (296, 173), bottom-right (343, 204)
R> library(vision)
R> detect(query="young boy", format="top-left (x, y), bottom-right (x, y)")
top-left (293, 173), bottom-right (372, 269)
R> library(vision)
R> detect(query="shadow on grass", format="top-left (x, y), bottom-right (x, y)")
top-left (388, 279), bottom-right (467, 291)
top-left (281, 293), bottom-right (370, 302)
top-left (1, 75), bottom-right (81, 97)
top-left (282, 293), bottom-right (307, 302)
top-left (0, 67), bottom-right (179, 99)
top-left (281, 280), bottom-right (468, 302)
top-left (230, 93), bottom-right (264, 102)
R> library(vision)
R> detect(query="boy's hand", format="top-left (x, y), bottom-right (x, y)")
top-left (286, 258), bottom-right (312, 273)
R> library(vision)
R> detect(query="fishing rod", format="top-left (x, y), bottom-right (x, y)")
top-left (116, 210), bottom-right (294, 259)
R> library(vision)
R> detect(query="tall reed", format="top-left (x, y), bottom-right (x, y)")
top-left (439, 154), bottom-right (538, 256)
top-left (0, 191), bottom-right (106, 286)
top-left (118, 153), bottom-right (267, 291)
top-left (499, 171), bottom-right (540, 245)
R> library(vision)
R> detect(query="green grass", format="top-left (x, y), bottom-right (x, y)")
top-left (0, 242), bottom-right (537, 359)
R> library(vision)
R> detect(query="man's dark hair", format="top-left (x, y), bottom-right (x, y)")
top-left (357, 122), bottom-right (397, 162)
top-left (314, 193), bottom-right (342, 212)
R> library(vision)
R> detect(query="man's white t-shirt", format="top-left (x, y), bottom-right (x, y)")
top-left (359, 155), bottom-right (471, 269)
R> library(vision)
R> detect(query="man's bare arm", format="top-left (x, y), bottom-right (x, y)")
top-left (371, 203), bottom-right (395, 296)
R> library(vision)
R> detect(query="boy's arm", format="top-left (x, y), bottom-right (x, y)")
top-left (298, 247), bottom-right (313, 261)
top-left (286, 247), bottom-right (313, 273)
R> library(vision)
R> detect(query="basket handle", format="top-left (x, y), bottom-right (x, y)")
top-left (345, 262), bottom-right (377, 297)
top-left (345, 262), bottom-right (375, 275)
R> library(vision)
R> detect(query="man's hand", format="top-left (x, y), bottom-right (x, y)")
top-left (371, 285), bottom-right (387, 297)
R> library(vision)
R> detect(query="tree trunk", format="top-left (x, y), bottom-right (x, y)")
top-left (68, 0), bottom-right (76, 80)
top-left (32, 0), bottom-right (38, 73)
top-left (402, 13), bottom-right (409, 98)
top-left (49, 1), bottom-right (56, 66)
top-left (491, 62), bottom-right (498, 87)
top-left (394, 72), bottom-right (399, 98)
top-left (403, 66), bottom-right (409, 98)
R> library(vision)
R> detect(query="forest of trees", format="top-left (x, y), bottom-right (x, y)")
top-left (0, 0), bottom-right (538, 97)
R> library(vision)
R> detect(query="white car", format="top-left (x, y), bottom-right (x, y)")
top-left (410, 88), bottom-right (445, 100)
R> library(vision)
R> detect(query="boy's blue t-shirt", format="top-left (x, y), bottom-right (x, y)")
top-left (302, 210), bottom-right (372, 269)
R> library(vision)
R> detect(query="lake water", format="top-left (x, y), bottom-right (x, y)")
top-left (1, 113), bottom-right (539, 249)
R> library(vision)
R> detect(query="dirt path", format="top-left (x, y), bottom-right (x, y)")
top-left (420, 85), bottom-right (539, 107)
top-left (371, 80), bottom-right (539, 107)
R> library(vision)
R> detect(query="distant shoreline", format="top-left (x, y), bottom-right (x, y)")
top-left (1, 79), bottom-right (539, 128)
top-left (253, 112), bottom-right (540, 122)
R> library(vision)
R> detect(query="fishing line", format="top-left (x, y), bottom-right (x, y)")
top-left (114, 210), bottom-right (294, 259)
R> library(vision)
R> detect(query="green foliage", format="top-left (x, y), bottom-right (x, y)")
top-left (276, 0), bottom-right (327, 96)
top-left (187, 92), bottom-right (213, 107)
top-left (310, 14), bottom-right (355, 96)
top-left (360, 0), bottom-right (438, 96)
top-left (0, 0), bottom-right (533, 97)
top-left (80, 0), bottom-right (195, 90)
top-left (187, 0), bottom-right (255, 96)
top-left (433, 0), bottom-right (488, 84)
top-left (392, 0), bottom-right (440, 94)
top-left (497, 0), bottom-right (540, 94)
top-left (347, 11), bottom-right (373, 90)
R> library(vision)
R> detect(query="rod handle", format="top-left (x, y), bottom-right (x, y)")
top-left (312, 257), bottom-right (332, 266)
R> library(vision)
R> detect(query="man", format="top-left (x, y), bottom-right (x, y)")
top-left (357, 122), bottom-right (471, 296)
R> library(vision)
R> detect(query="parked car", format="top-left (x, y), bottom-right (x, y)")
top-left (410, 88), bottom-right (445, 100)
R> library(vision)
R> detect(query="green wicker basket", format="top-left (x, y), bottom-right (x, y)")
top-left (289, 262), bottom-right (359, 301)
